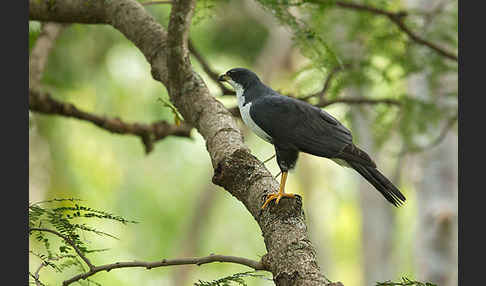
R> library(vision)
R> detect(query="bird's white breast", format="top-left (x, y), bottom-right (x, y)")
top-left (230, 80), bottom-right (272, 143)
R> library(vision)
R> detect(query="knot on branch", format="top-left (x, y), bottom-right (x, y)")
top-left (261, 194), bottom-right (303, 221)
top-left (274, 271), bottom-right (300, 286)
top-left (212, 148), bottom-right (263, 196)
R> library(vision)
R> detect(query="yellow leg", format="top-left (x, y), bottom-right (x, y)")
top-left (261, 172), bottom-right (296, 209)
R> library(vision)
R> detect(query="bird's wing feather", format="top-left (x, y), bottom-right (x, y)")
top-left (249, 94), bottom-right (352, 157)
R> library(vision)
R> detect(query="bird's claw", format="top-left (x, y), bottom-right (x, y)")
top-left (261, 192), bottom-right (296, 209)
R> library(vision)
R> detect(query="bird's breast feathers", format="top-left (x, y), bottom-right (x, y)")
top-left (239, 101), bottom-right (273, 143)
top-left (233, 83), bottom-right (273, 143)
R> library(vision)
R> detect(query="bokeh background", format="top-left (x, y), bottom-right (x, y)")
top-left (29, 0), bottom-right (458, 285)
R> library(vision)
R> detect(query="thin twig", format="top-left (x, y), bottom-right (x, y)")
top-left (228, 95), bottom-right (400, 120)
top-left (332, 1), bottom-right (408, 18)
top-left (31, 255), bottom-right (68, 286)
top-left (33, 262), bottom-right (47, 286)
top-left (399, 112), bottom-right (457, 155)
top-left (141, 0), bottom-right (172, 6)
top-left (29, 228), bottom-right (96, 270)
top-left (301, 65), bottom-right (347, 102)
top-left (188, 40), bottom-right (235, 95)
top-left (29, 272), bottom-right (46, 286)
top-left (258, 62), bottom-right (401, 109)
top-left (29, 90), bottom-right (192, 154)
top-left (62, 254), bottom-right (266, 286)
top-left (263, 154), bottom-right (276, 164)
top-left (316, 97), bottom-right (402, 108)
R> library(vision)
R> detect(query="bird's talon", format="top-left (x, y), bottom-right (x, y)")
top-left (261, 193), bottom-right (296, 209)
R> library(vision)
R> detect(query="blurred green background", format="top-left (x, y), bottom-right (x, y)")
top-left (29, 0), bottom-right (457, 285)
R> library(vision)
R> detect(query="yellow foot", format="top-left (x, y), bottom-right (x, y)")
top-left (261, 192), bottom-right (296, 209)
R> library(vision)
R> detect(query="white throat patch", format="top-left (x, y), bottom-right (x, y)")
top-left (227, 79), bottom-right (245, 107)
top-left (227, 79), bottom-right (272, 143)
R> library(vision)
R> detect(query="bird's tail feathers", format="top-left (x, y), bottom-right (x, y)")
top-left (346, 161), bottom-right (406, 207)
top-left (338, 144), bottom-right (376, 168)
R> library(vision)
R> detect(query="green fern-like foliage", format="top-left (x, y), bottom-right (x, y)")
top-left (256, 0), bottom-right (457, 152)
top-left (194, 271), bottom-right (272, 286)
top-left (28, 198), bottom-right (137, 285)
top-left (256, 0), bottom-right (341, 71)
top-left (376, 277), bottom-right (437, 286)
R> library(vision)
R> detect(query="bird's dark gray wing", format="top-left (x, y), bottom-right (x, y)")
top-left (249, 94), bottom-right (353, 158)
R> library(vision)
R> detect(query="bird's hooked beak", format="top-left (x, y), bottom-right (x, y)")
top-left (218, 74), bottom-right (231, 82)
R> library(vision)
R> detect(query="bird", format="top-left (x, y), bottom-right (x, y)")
top-left (218, 68), bottom-right (406, 209)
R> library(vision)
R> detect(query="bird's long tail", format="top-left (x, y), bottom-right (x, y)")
top-left (346, 161), bottom-right (406, 207)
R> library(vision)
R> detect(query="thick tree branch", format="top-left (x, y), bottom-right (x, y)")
top-left (29, 1), bottom-right (109, 24)
top-left (29, 1), bottom-right (338, 284)
top-left (29, 90), bottom-right (192, 154)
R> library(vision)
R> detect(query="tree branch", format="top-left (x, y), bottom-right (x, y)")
top-left (29, 22), bottom-right (68, 90)
top-left (31, 254), bottom-right (69, 286)
top-left (29, 227), bottom-right (265, 286)
top-left (399, 112), bottom-right (457, 155)
top-left (29, 90), bottom-right (192, 154)
top-left (188, 39), bottom-right (235, 95)
top-left (315, 97), bottom-right (402, 108)
top-left (62, 254), bottom-right (265, 286)
top-left (32, 262), bottom-right (47, 286)
top-left (142, 0), bottom-right (172, 5)
top-left (301, 65), bottom-right (346, 102)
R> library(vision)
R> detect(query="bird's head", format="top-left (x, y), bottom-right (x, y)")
top-left (218, 68), bottom-right (261, 92)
